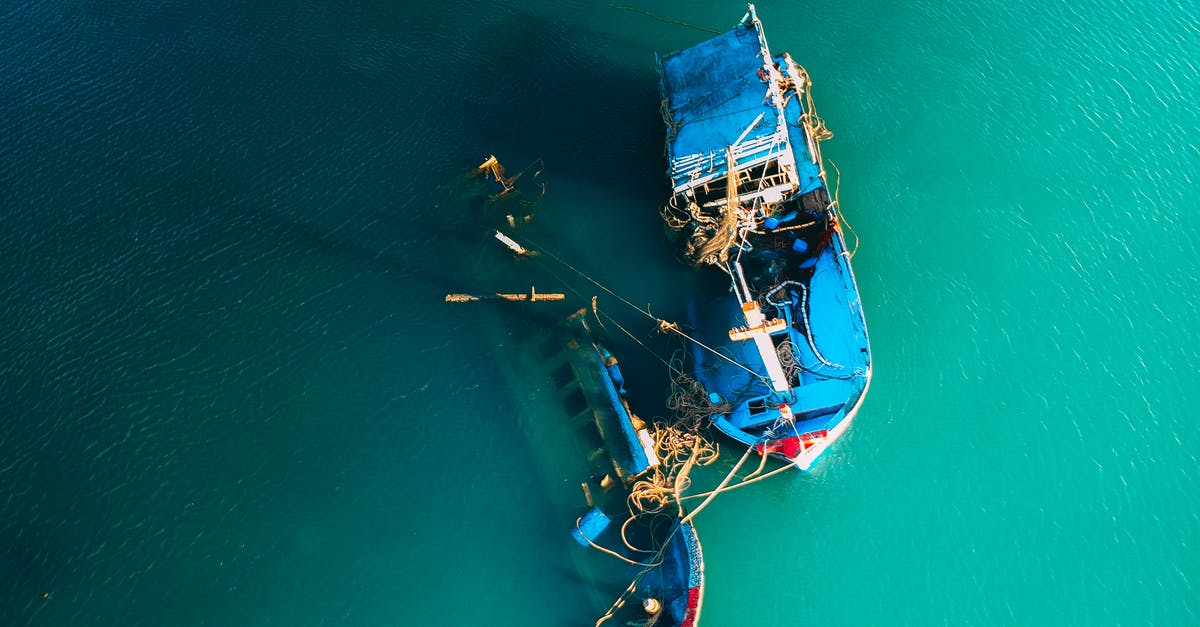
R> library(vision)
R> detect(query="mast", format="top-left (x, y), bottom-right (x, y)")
top-left (727, 264), bottom-right (791, 393)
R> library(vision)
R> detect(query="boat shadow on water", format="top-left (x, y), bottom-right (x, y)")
top-left (447, 9), bottom-right (668, 199)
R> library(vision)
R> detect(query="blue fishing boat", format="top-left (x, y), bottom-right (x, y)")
top-left (560, 311), bottom-right (705, 627)
top-left (656, 5), bottom-right (871, 470)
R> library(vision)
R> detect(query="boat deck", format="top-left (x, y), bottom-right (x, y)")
top-left (659, 22), bottom-right (776, 183)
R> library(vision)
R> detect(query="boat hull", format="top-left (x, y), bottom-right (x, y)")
top-left (659, 4), bottom-right (872, 470)
top-left (562, 314), bottom-right (706, 625)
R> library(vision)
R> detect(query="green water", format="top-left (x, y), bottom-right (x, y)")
top-left (1, 1), bottom-right (1195, 625)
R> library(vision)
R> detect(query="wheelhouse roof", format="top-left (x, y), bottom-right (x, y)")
top-left (659, 19), bottom-right (775, 175)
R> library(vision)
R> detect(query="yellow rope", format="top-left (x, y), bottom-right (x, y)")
top-left (795, 62), bottom-right (859, 261)
top-left (594, 579), bottom-right (638, 626)
top-left (679, 456), bottom-right (797, 502)
top-left (595, 300), bottom-right (675, 373)
top-left (681, 443), bottom-right (755, 524)
top-left (620, 514), bottom-right (671, 555)
top-left (574, 516), bottom-right (663, 568)
top-left (827, 159), bottom-right (860, 259)
top-left (596, 435), bottom-right (709, 626)
top-left (592, 427), bottom-right (796, 625)
top-left (626, 424), bottom-right (719, 518)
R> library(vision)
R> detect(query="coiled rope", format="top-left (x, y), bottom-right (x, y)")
top-left (627, 423), bottom-right (719, 519)
top-left (594, 427), bottom-right (758, 627)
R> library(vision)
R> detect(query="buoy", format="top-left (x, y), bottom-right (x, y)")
top-left (571, 507), bottom-right (612, 547)
top-left (644, 598), bottom-right (662, 615)
top-left (778, 403), bottom-right (795, 423)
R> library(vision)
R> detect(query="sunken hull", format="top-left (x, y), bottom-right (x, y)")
top-left (658, 5), bottom-right (871, 469)
top-left (563, 314), bottom-right (705, 626)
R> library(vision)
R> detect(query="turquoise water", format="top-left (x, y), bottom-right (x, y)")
top-left (1, 1), bottom-right (1196, 625)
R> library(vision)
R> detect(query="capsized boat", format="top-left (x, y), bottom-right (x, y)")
top-left (440, 157), bottom-right (702, 624)
top-left (656, 4), bottom-right (871, 470)
top-left (560, 311), bottom-right (704, 627)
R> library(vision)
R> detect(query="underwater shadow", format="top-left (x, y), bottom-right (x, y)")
top-left (450, 10), bottom-right (670, 201)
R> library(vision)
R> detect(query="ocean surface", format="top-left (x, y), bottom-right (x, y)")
top-left (2, 1), bottom-right (1197, 625)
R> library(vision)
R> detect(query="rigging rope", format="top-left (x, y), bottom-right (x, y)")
top-left (827, 159), bottom-right (860, 259)
top-left (796, 59), bottom-right (865, 281)
top-left (524, 237), bottom-right (772, 386)
top-left (681, 442), bottom-right (754, 524)
top-left (574, 517), bottom-right (663, 568)
top-left (593, 425), bottom-right (782, 625)
top-left (665, 350), bottom-right (731, 431)
top-left (608, 4), bottom-right (721, 35)
top-left (627, 423), bottom-right (719, 519)
top-left (593, 423), bottom-right (719, 627)
top-left (678, 456), bottom-right (798, 501)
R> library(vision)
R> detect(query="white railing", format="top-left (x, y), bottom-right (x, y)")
top-left (670, 128), bottom-right (792, 189)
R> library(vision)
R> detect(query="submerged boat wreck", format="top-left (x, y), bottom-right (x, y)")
top-left (656, 4), bottom-right (871, 470)
top-left (442, 155), bottom-right (706, 625)
top-left (560, 312), bottom-right (704, 627)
